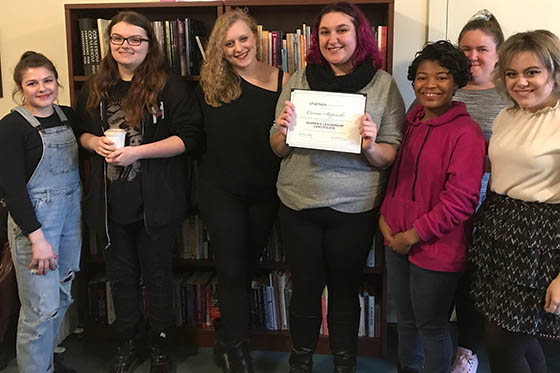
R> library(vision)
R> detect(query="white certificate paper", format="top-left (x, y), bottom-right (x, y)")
top-left (286, 89), bottom-right (366, 154)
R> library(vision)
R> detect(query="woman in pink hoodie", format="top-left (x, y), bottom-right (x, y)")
top-left (379, 41), bottom-right (486, 373)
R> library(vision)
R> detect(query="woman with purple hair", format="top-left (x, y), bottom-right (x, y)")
top-left (270, 2), bottom-right (405, 371)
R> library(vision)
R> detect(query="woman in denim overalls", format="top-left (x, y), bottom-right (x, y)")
top-left (0, 52), bottom-right (81, 373)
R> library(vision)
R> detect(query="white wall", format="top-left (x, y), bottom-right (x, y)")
top-left (429, 0), bottom-right (560, 43)
top-left (0, 0), bottom-right (153, 116)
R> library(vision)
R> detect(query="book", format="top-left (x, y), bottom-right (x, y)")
top-left (377, 25), bottom-right (387, 70)
top-left (78, 18), bottom-right (96, 75)
top-left (97, 18), bottom-right (110, 60)
top-left (358, 292), bottom-right (366, 336)
top-left (195, 36), bottom-right (206, 62)
top-left (367, 293), bottom-right (376, 338)
top-left (321, 286), bottom-right (328, 336)
top-left (105, 281), bottom-right (116, 325)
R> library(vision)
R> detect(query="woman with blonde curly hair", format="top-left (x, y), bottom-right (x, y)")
top-left (76, 11), bottom-right (203, 373)
top-left (196, 8), bottom-right (289, 373)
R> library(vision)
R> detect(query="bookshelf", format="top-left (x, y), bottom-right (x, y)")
top-left (65, 0), bottom-right (393, 358)
top-left (64, 1), bottom-right (224, 105)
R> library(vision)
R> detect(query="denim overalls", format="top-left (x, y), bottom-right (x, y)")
top-left (7, 105), bottom-right (81, 373)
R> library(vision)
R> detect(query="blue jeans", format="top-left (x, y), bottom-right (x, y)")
top-left (8, 184), bottom-right (81, 373)
top-left (476, 172), bottom-right (490, 211)
top-left (385, 247), bottom-right (461, 373)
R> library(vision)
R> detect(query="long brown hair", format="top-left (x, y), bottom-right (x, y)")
top-left (86, 11), bottom-right (167, 126)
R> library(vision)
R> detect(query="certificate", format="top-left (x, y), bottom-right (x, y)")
top-left (286, 89), bottom-right (366, 154)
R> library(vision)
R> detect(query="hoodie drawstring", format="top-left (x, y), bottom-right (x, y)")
top-left (391, 124), bottom-right (412, 197)
top-left (411, 126), bottom-right (432, 201)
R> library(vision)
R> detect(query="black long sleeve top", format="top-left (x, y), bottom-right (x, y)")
top-left (0, 106), bottom-right (78, 234)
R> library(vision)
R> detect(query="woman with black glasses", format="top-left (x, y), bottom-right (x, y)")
top-left (76, 11), bottom-right (203, 373)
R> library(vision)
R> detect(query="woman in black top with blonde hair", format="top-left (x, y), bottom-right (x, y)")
top-left (197, 8), bottom-right (289, 373)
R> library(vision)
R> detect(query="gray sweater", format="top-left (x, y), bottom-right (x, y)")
top-left (453, 87), bottom-right (510, 141)
top-left (271, 68), bottom-right (405, 213)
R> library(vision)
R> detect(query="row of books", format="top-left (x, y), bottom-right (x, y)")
top-left (77, 17), bottom-right (206, 77)
top-left (78, 16), bottom-right (388, 77)
top-left (256, 24), bottom-right (389, 74)
top-left (86, 271), bottom-right (380, 338)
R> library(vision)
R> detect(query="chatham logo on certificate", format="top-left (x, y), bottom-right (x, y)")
top-left (286, 89), bottom-right (367, 154)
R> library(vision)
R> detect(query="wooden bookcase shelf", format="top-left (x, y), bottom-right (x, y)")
top-left (66, 0), bottom-right (392, 358)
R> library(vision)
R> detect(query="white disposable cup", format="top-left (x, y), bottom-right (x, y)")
top-left (104, 129), bottom-right (126, 149)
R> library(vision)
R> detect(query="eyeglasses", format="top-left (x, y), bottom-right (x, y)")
top-left (109, 34), bottom-right (150, 46)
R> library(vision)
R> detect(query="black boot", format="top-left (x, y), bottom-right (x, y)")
top-left (150, 332), bottom-right (173, 373)
top-left (213, 319), bottom-right (254, 373)
top-left (110, 339), bottom-right (139, 373)
top-left (397, 363), bottom-right (421, 373)
top-left (53, 354), bottom-right (76, 373)
top-left (288, 312), bottom-right (322, 373)
top-left (328, 311), bottom-right (360, 373)
top-left (226, 341), bottom-right (254, 373)
top-left (213, 318), bottom-right (229, 370)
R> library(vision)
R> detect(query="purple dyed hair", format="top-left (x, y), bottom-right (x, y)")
top-left (306, 2), bottom-right (383, 69)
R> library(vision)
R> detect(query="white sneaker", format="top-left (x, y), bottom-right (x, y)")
top-left (451, 347), bottom-right (478, 373)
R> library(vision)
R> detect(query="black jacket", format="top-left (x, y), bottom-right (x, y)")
top-left (76, 74), bottom-right (203, 241)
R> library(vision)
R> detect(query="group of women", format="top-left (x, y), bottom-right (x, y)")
top-left (0, 2), bottom-right (558, 373)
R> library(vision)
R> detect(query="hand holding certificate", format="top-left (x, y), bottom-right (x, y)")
top-left (285, 89), bottom-right (367, 154)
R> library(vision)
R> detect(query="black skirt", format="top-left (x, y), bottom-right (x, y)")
top-left (470, 192), bottom-right (560, 339)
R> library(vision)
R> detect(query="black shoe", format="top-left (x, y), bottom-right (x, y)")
top-left (328, 311), bottom-right (359, 373)
top-left (288, 312), bottom-right (322, 373)
top-left (397, 363), bottom-right (421, 373)
top-left (226, 341), bottom-right (254, 373)
top-left (150, 344), bottom-right (174, 373)
top-left (110, 340), bottom-right (139, 373)
top-left (212, 318), bottom-right (229, 370)
top-left (212, 318), bottom-right (254, 373)
top-left (53, 354), bottom-right (76, 373)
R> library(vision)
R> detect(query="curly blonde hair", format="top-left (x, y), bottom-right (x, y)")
top-left (200, 8), bottom-right (259, 107)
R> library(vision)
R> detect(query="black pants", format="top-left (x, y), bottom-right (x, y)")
top-left (199, 180), bottom-right (279, 345)
top-left (278, 204), bottom-right (374, 321)
top-left (485, 321), bottom-right (547, 373)
top-left (454, 268), bottom-right (485, 353)
top-left (104, 219), bottom-right (177, 342)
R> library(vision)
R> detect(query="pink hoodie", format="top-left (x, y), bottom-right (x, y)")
top-left (380, 101), bottom-right (486, 272)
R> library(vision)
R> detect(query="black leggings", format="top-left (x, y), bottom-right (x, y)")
top-left (454, 269), bottom-right (485, 353)
top-left (485, 321), bottom-right (547, 373)
top-left (198, 180), bottom-right (279, 345)
top-left (278, 204), bottom-right (375, 317)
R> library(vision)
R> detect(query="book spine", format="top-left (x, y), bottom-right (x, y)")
top-left (78, 18), bottom-right (92, 76)
top-left (106, 281), bottom-right (116, 325)
top-left (177, 19), bottom-right (187, 77)
top-left (321, 287), bottom-right (328, 336)
top-left (164, 21), bottom-right (173, 70)
top-left (271, 31), bottom-right (278, 67)
top-left (368, 294), bottom-right (375, 338)
top-left (358, 292), bottom-right (365, 336)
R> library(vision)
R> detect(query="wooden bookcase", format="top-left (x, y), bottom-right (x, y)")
top-left (64, 0), bottom-right (393, 358)
top-left (64, 1), bottom-right (224, 105)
